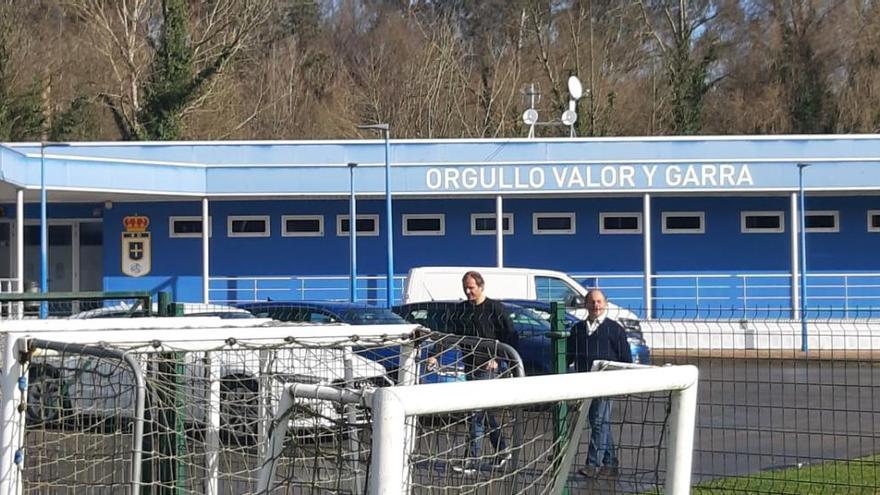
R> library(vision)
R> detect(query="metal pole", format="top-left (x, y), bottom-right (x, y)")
top-left (789, 192), bottom-right (800, 320)
top-left (202, 197), bottom-right (210, 303)
top-left (15, 189), bottom-right (23, 319)
top-left (798, 163), bottom-right (810, 352)
top-left (384, 128), bottom-right (394, 308)
top-left (496, 195), bottom-right (503, 267)
top-left (349, 162), bottom-right (358, 303)
top-left (40, 143), bottom-right (48, 319)
top-left (643, 193), bottom-right (652, 320)
top-left (356, 123), bottom-right (394, 307)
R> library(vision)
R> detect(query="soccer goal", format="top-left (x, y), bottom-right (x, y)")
top-left (0, 317), bottom-right (524, 494)
top-left (259, 358), bottom-right (699, 494)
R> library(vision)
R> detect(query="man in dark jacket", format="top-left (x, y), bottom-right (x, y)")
top-left (567, 289), bottom-right (632, 478)
top-left (451, 270), bottom-right (518, 475)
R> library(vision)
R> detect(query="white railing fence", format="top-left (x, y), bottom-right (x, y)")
top-left (208, 271), bottom-right (880, 317)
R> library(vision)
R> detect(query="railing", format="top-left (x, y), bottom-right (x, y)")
top-left (209, 275), bottom-right (408, 305)
top-left (0, 279), bottom-right (19, 319)
top-left (209, 271), bottom-right (880, 317)
top-left (570, 272), bottom-right (880, 319)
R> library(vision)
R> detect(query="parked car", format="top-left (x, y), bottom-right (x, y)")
top-left (28, 314), bottom-right (392, 442)
top-left (502, 299), bottom-right (650, 364)
top-left (236, 300), bottom-right (407, 325)
top-left (68, 301), bottom-right (255, 319)
top-left (238, 300), bottom-right (463, 384)
top-left (393, 300), bottom-right (650, 376)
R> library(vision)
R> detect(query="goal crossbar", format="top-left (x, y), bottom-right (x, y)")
top-left (369, 364), bottom-right (699, 495)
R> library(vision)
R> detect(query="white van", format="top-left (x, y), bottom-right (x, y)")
top-left (402, 266), bottom-right (641, 323)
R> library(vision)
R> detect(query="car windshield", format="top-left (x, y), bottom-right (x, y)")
top-left (337, 308), bottom-right (407, 325)
top-left (243, 303), bottom-right (407, 325)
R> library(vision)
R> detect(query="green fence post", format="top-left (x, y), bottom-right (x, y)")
top-left (155, 353), bottom-right (186, 494)
top-left (158, 292), bottom-right (171, 317)
top-left (548, 302), bottom-right (570, 494)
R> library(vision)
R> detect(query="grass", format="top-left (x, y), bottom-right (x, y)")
top-left (691, 455), bottom-right (879, 494)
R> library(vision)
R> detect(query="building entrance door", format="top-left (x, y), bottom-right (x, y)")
top-left (21, 221), bottom-right (104, 293)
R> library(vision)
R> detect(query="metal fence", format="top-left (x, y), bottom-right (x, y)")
top-left (208, 271), bottom-right (880, 319)
top-left (1, 295), bottom-right (878, 493)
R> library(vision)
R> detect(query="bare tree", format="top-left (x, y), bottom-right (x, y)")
top-left (65, 0), bottom-right (272, 139)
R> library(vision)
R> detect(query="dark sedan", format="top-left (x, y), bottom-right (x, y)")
top-left (237, 300), bottom-right (406, 325)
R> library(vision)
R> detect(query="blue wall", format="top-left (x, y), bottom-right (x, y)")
top-left (97, 194), bottom-right (880, 304)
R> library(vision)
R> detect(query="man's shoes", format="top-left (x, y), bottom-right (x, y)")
top-left (492, 451), bottom-right (513, 469)
top-left (578, 466), bottom-right (601, 478)
top-left (451, 460), bottom-right (477, 475)
top-left (599, 465), bottom-right (620, 478)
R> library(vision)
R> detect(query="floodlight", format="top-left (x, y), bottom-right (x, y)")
top-left (522, 109), bottom-right (539, 126)
top-left (561, 109), bottom-right (577, 126)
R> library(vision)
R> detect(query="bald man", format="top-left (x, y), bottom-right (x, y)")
top-left (566, 289), bottom-right (632, 478)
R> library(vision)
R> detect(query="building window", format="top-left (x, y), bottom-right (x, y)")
top-left (662, 212), bottom-right (705, 234)
top-left (533, 213), bottom-right (575, 235)
top-left (471, 213), bottom-right (513, 235)
top-left (869, 211), bottom-right (880, 232)
top-left (228, 215), bottom-right (270, 237)
top-left (805, 210), bottom-right (839, 233)
top-left (282, 215), bottom-right (324, 237)
top-left (599, 213), bottom-right (642, 234)
top-left (336, 214), bottom-right (379, 236)
top-left (169, 216), bottom-right (211, 238)
top-left (741, 211), bottom-right (784, 233)
top-left (403, 214), bottom-right (445, 236)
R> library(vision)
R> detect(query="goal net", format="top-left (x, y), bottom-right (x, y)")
top-left (1, 318), bottom-right (697, 494)
top-left (261, 361), bottom-right (698, 494)
top-left (0, 318), bottom-right (524, 494)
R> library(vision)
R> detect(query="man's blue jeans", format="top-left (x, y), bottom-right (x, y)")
top-left (587, 397), bottom-right (617, 468)
top-left (466, 369), bottom-right (506, 458)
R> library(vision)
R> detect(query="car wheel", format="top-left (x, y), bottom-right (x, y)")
top-left (26, 364), bottom-right (69, 427)
top-left (219, 374), bottom-right (259, 446)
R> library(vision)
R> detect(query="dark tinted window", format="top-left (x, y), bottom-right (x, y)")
top-left (173, 220), bottom-right (202, 235)
top-left (603, 216), bottom-right (639, 230)
top-left (231, 219), bottom-right (267, 234)
top-left (536, 216), bottom-right (572, 231)
top-left (745, 215), bottom-right (780, 230)
top-left (665, 215), bottom-right (702, 230)
top-left (405, 217), bottom-right (442, 233)
top-left (285, 218), bottom-right (321, 234)
top-left (340, 218), bottom-right (377, 233)
top-left (474, 216), bottom-right (510, 232)
top-left (805, 214), bottom-right (835, 230)
top-left (872, 214), bottom-right (880, 229)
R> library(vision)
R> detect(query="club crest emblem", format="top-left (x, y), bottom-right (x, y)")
top-left (121, 215), bottom-right (151, 277)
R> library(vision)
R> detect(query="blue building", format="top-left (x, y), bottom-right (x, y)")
top-left (1, 135), bottom-right (879, 318)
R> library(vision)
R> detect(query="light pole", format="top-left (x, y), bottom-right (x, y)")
top-left (357, 123), bottom-right (394, 307)
top-left (40, 143), bottom-right (48, 319)
top-left (798, 163), bottom-right (810, 352)
top-left (348, 162), bottom-right (358, 303)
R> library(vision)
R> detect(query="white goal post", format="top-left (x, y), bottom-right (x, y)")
top-left (0, 318), bottom-right (431, 494)
top-left (367, 363), bottom-right (699, 495)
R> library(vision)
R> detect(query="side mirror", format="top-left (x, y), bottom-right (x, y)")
top-left (565, 294), bottom-right (584, 308)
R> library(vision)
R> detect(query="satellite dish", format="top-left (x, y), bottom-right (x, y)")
top-left (568, 76), bottom-right (583, 101)
top-left (561, 109), bottom-right (577, 126)
top-left (522, 109), bottom-right (539, 126)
